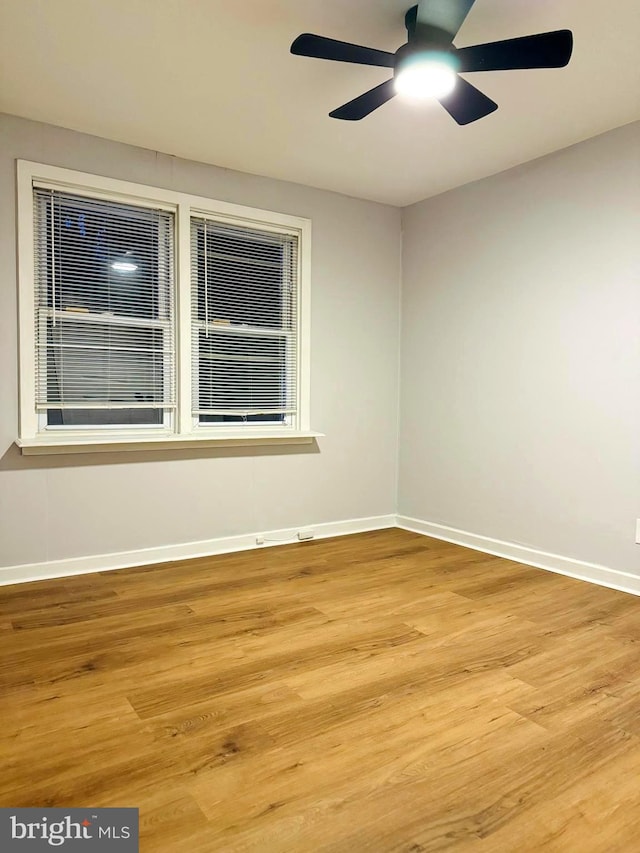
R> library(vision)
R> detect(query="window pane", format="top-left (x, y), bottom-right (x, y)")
top-left (38, 192), bottom-right (171, 320)
top-left (46, 409), bottom-right (163, 427)
top-left (197, 330), bottom-right (287, 417)
top-left (195, 226), bottom-right (286, 328)
top-left (198, 413), bottom-right (284, 425)
top-left (43, 318), bottom-right (167, 407)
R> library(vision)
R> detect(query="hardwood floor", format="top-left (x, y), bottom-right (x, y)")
top-left (3, 528), bottom-right (640, 851)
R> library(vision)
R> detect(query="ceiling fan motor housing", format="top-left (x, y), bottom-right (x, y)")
top-left (405, 5), bottom-right (455, 48)
top-left (398, 5), bottom-right (461, 79)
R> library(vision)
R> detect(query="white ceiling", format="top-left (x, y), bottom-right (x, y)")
top-left (0, 0), bottom-right (638, 206)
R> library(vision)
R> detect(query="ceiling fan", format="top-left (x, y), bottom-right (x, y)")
top-left (290, 0), bottom-right (573, 125)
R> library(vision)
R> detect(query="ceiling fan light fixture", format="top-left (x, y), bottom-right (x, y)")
top-left (394, 52), bottom-right (458, 100)
top-left (291, 2), bottom-right (573, 124)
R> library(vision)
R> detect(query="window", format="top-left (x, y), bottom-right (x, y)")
top-left (33, 189), bottom-right (175, 430)
top-left (191, 218), bottom-right (298, 426)
top-left (17, 162), bottom-right (313, 453)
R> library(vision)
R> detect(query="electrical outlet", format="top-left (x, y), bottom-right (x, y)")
top-left (297, 529), bottom-right (314, 541)
top-left (636, 520), bottom-right (640, 545)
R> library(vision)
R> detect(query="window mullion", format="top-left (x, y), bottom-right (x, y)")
top-left (177, 202), bottom-right (193, 435)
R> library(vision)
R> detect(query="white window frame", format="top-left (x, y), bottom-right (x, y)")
top-left (16, 161), bottom-right (317, 455)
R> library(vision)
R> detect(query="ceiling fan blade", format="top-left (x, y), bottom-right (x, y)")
top-left (438, 77), bottom-right (498, 125)
top-left (329, 80), bottom-right (396, 121)
top-left (416, 0), bottom-right (476, 39)
top-left (456, 30), bottom-right (573, 72)
top-left (291, 34), bottom-right (395, 68)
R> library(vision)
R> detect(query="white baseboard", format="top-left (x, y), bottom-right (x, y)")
top-left (3, 512), bottom-right (636, 597)
top-left (397, 515), bottom-right (640, 597)
top-left (0, 515), bottom-right (396, 586)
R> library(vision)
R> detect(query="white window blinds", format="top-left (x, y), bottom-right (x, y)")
top-left (33, 188), bottom-right (175, 427)
top-left (190, 217), bottom-right (299, 426)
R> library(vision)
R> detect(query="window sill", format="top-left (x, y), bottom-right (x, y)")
top-left (15, 430), bottom-right (323, 456)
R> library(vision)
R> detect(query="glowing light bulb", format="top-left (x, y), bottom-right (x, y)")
top-left (394, 57), bottom-right (457, 100)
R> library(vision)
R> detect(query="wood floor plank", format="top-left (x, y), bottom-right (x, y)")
top-left (128, 621), bottom-right (426, 718)
top-left (2, 529), bottom-right (640, 851)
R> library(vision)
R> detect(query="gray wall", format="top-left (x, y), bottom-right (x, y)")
top-left (399, 122), bottom-right (640, 574)
top-left (0, 113), bottom-right (401, 568)
top-left (3, 113), bottom-right (638, 576)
